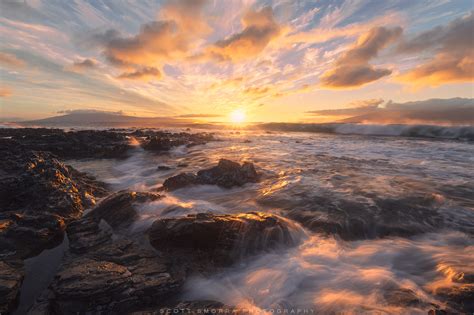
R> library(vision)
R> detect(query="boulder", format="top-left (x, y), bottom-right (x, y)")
top-left (162, 159), bottom-right (259, 191)
top-left (86, 191), bottom-right (162, 230)
top-left (149, 212), bottom-right (301, 269)
top-left (196, 159), bottom-right (259, 188)
top-left (162, 173), bottom-right (199, 191)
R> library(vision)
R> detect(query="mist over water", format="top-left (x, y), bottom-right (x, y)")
top-left (68, 130), bottom-right (474, 313)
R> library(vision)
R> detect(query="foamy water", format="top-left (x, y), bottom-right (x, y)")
top-left (68, 130), bottom-right (474, 313)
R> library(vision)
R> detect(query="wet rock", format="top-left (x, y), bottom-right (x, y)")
top-left (45, 216), bottom-right (185, 314)
top-left (157, 165), bottom-right (173, 171)
top-left (435, 284), bottom-right (474, 313)
top-left (143, 132), bottom-right (214, 153)
top-left (0, 128), bottom-right (131, 159)
top-left (0, 212), bottom-right (65, 260)
top-left (86, 191), bottom-right (162, 230)
top-left (67, 217), bottom-right (113, 254)
top-left (144, 137), bottom-right (182, 152)
top-left (383, 288), bottom-right (424, 307)
top-left (149, 212), bottom-right (300, 270)
top-left (0, 150), bottom-right (108, 220)
top-left (258, 191), bottom-right (444, 240)
top-left (162, 173), bottom-right (199, 191)
top-left (196, 159), bottom-right (259, 188)
top-left (162, 159), bottom-right (259, 191)
top-left (0, 261), bottom-right (23, 314)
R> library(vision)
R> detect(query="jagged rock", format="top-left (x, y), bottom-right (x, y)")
top-left (0, 212), bottom-right (65, 260)
top-left (0, 261), bottom-right (23, 314)
top-left (0, 128), bottom-right (131, 159)
top-left (435, 284), bottom-right (474, 313)
top-left (45, 216), bottom-right (185, 314)
top-left (49, 242), bottom-right (184, 314)
top-left (162, 159), bottom-right (259, 191)
top-left (66, 217), bottom-right (113, 254)
top-left (86, 191), bottom-right (162, 230)
top-left (149, 212), bottom-right (300, 270)
top-left (0, 150), bottom-right (108, 220)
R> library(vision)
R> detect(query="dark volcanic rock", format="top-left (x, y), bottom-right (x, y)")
top-left (0, 212), bottom-right (65, 260)
top-left (142, 131), bottom-right (214, 153)
top-left (149, 212), bottom-right (300, 270)
top-left (86, 191), bottom-right (162, 230)
top-left (196, 159), bottom-right (259, 188)
top-left (45, 216), bottom-right (185, 314)
top-left (163, 159), bottom-right (259, 191)
top-left (0, 261), bottom-right (23, 314)
top-left (0, 128), bottom-right (131, 159)
top-left (162, 173), bottom-right (199, 191)
top-left (435, 284), bottom-right (474, 313)
top-left (0, 150), bottom-right (107, 262)
top-left (258, 191), bottom-right (445, 240)
top-left (0, 150), bottom-right (108, 220)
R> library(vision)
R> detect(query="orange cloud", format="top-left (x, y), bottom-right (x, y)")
top-left (117, 67), bottom-right (162, 81)
top-left (320, 27), bottom-right (402, 88)
top-left (204, 6), bottom-right (281, 62)
top-left (0, 87), bottom-right (12, 97)
top-left (397, 12), bottom-right (474, 86)
top-left (93, 0), bottom-right (209, 73)
top-left (0, 52), bottom-right (25, 68)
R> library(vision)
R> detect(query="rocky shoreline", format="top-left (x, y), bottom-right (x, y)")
top-left (0, 128), bottom-right (472, 314)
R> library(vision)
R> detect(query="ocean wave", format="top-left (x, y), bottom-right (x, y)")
top-left (259, 123), bottom-right (474, 140)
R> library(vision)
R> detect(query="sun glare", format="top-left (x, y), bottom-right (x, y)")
top-left (229, 109), bottom-right (246, 123)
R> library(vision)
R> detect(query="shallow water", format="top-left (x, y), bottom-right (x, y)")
top-left (68, 130), bottom-right (474, 313)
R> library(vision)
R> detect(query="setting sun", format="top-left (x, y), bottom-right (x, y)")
top-left (229, 109), bottom-right (246, 123)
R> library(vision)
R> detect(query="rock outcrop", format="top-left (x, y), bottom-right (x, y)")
top-left (258, 190), bottom-right (445, 240)
top-left (162, 159), bottom-right (259, 191)
top-left (0, 147), bottom-right (108, 313)
top-left (42, 216), bottom-right (185, 314)
top-left (149, 212), bottom-right (301, 270)
top-left (85, 191), bottom-right (162, 230)
top-left (0, 128), bottom-right (131, 159)
top-left (142, 131), bottom-right (215, 153)
top-left (0, 150), bottom-right (108, 220)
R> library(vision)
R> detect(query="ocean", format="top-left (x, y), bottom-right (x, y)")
top-left (62, 126), bottom-right (474, 313)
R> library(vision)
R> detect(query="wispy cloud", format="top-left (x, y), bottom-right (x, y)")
top-left (320, 27), bottom-right (402, 88)
top-left (397, 12), bottom-right (474, 85)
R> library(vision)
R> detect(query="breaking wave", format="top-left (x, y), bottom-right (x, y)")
top-left (259, 123), bottom-right (474, 140)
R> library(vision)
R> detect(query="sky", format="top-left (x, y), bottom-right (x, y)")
top-left (0, 0), bottom-right (473, 122)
